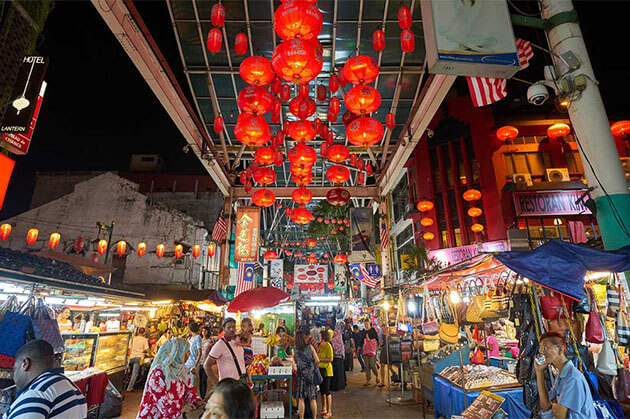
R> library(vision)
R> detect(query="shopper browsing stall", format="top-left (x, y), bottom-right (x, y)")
top-left (362, 319), bottom-right (379, 387)
top-left (127, 327), bottom-right (149, 392)
top-left (318, 330), bottom-right (334, 419)
top-left (185, 322), bottom-right (202, 387)
top-left (205, 318), bottom-right (250, 385)
top-left (295, 330), bottom-right (320, 419)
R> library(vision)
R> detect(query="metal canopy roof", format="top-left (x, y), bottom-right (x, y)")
top-left (166, 0), bottom-right (428, 189)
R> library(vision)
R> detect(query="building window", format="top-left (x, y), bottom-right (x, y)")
top-left (396, 224), bottom-right (415, 276)
top-left (565, 150), bottom-right (584, 174)
top-left (504, 152), bottom-right (552, 176)
top-left (392, 173), bottom-right (410, 224)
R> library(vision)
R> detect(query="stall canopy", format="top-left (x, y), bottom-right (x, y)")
top-left (227, 287), bottom-right (290, 313)
top-left (144, 289), bottom-right (228, 306)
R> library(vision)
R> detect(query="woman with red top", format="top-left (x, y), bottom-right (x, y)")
top-left (137, 338), bottom-right (201, 419)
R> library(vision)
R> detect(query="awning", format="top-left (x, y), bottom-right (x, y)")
top-left (143, 289), bottom-right (228, 306)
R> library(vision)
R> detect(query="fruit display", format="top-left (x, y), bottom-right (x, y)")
top-left (438, 365), bottom-right (519, 390)
top-left (249, 354), bottom-right (270, 376)
top-left (263, 334), bottom-right (279, 346)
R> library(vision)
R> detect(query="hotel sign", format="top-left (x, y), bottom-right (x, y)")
top-left (234, 207), bottom-right (260, 263)
top-left (513, 190), bottom-right (591, 217)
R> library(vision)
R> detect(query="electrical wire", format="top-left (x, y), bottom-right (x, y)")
top-left (508, 0), bottom-right (542, 17)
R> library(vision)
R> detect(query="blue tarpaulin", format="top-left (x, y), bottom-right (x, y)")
top-left (494, 240), bottom-right (630, 301)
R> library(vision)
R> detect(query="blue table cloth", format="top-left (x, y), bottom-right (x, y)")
top-left (433, 376), bottom-right (530, 418)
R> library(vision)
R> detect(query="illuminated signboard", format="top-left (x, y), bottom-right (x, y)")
top-left (234, 207), bottom-right (260, 263)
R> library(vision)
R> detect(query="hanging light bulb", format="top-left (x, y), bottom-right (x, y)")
top-left (450, 289), bottom-right (461, 304)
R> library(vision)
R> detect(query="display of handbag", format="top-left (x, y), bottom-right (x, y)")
top-left (421, 339), bottom-right (440, 352)
top-left (540, 292), bottom-right (572, 320)
top-left (607, 275), bottom-right (621, 318)
top-left (438, 293), bottom-right (459, 344)
top-left (419, 294), bottom-right (439, 337)
top-left (613, 365), bottom-right (630, 404)
top-left (617, 310), bottom-right (630, 347)
top-left (586, 287), bottom-right (604, 344)
top-left (31, 298), bottom-right (65, 354)
top-left (0, 296), bottom-right (19, 324)
top-left (490, 275), bottom-right (510, 316)
top-left (597, 339), bottom-right (619, 376)
top-left (466, 279), bottom-right (486, 324)
top-left (471, 347), bottom-right (484, 364)
top-left (0, 298), bottom-right (34, 358)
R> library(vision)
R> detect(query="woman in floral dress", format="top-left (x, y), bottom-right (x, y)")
top-left (294, 331), bottom-right (320, 419)
top-left (137, 338), bottom-right (201, 419)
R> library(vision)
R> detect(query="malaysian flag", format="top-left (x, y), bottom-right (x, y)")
top-left (379, 216), bottom-right (389, 250)
top-left (466, 38), bottom-right (534, 108)
top-left (349, 263), bottom-right (380, 289)
top-left (211, 210), bottom-right (227, 243)
top-left (235, 262), bottom-right (255, 297)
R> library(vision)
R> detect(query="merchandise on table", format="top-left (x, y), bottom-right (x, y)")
top-left (438, 365), bottom-right (519, 391)
top-left (249, 354), bottom-right (270, 376)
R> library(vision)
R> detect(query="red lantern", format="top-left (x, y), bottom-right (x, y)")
top-left (286, 281), bottom-right (294, 289)
top-left (97, 239), bottom-right (108, 255)
top-left (423, 232), bottom-right (435, 241)
top-left (326, 165), bottom-right (350, 184)
top-left (156, 243), bottom-right (165, 258)
top-left (307, 256), bottom-right (317, 264)
top-left (288, 143), bottom-right (317, 166)
top-left (327, 281), bottom-right (335, 290)
top-left (298, 83), bottom-right (309, 97)
top-left (234, 114), bottom-right (272, 147)
top-left (326, 187), bottom-right (351, 206)
top-left (192, 244), bottom-right (201, 259)
top-left (468, 207), bottom-right (483, 218)
top-left (329, 96), bottom-right (341, 115)
top-left (240, 56), bottom-right (275, 86)
top-left (334, 254), bottom-right (348, 264)
top-left (547, 123), bottom-right (571, 139)
top-left (289, 119), bottom-right (318, 143)
top-left (271, 76), bottom-right (282, 95)
top-left (291, 207), bottom-right (314, 224)
top-left (342, 55), bottom-right (379, 85)
top-left (327, 144), bottom-right (349, 163)
top-left (252, 189), bottom-right (276, 207)
top-left (270, 112), bottom-right (280, 124)
top-left (398, 5), bottom-right (412, 30)
top-left (306, 238), bottom-right (317, 247)
top-left (400, 29), bottom-right (415, 53)
top-left (48, 232), bottom-right (61, 249)
top-left (208, 242), bottom-right (216, 257)
top-left (137, 242), bottom-right (147, 257)
top-left (420, 217), bottom-right (434, 227)
top-left (245, 180), bottom-right (253, 193)
top-left (317, 84), bottom-right (327, 102)
top-left (496, 125), bottom-right (519, 142)
top-left (350, 154), bottom-right (357, 166)
top-left (73, 236), bottom-right (85, 253)
top-left (289, 96), bottom-right (317, 119)
top-left (0, 224), bottom-right (10, 241)
top-left (344, 85), bottom-right (382, 115)
top-left (253, 167), bottom-right (277, 185)
top-left (234, 33), bottom-right (248, 55)
top-left (290, 164), bottom-right (313, 177)
top-left (175, 244), bottom-right (183, 259)
top-left (280, 84), bottom-right (292, 101)
top-left (117, 240), bottom-right (127, 256)
top-left (207, 28), bottom-right (223, 54)
top-left (211, 3), bottom-right (226, 27)
top-left (292, 173), bottom-right (313, 185)
top-left (292, 187), bottom-right (313, 204)
top-left (342, 110), bottom-right (359, 127)
top-left (366, 163), bottom-right (373, 176)
top-left (213, 116), bottom-right (224, 134)
top-left (264, 250), bottom-right (278, 260)
top-left (463, 189), bottom-right (482, 202)
top-left (272, 38), bottom-right (323, 85)
top-left (255, 146), bottom-right (276, 166)
top-left (372, 29), bottom-right (386, 52)
top-left (274, 0), bottom-right (323, 41)
top-left (357, 158), bottom-right (365, 170)
top-left (320, 142), bottom-right (328, 158)
top-left (357, 171), bottom-right (365, 185)
top-left (327, 111), bottom-right (338, 123)
top-left (346, 117), bottom-right (384, 147)
top-left (611, 120), bottom-right (630, 138)
top-left (353, 284), bottom-right (359, 291)
top-left (237, 86), bottom-right (275, 115)
top-left (26, 228), bottom-right (39, 245)
top-left (471, 224), bottom-right (484, 233)
top-left (417, 200), bottom-right (434, 212)
top-left (275, 151), bottom-right (284, 167)
top-left (329, 74), bottom-right (339, 93)
top-left (386, 113), bottom-right (395, 130)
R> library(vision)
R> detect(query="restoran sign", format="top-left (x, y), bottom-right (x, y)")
top-left (234, 207), bottom-right (260, 263)
top-left (513, 190), bottom-right (591, 217)
top-left (429, 241), bottom-right (507, 267)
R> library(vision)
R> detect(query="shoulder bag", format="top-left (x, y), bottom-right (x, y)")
top-left (31, 298), bottom-right (65, 353)
top-left (420, 294), bottom-right (439, 337)
top-left (466, 278), bottom-right (485, 324)
top-left (221, 338), bottom-right (250, 385)
top-left (439, 293), bottom-right (459, 345)
top-left (586, 287), bottom-right (604, 344)
top-left (310, 346), bottom-right (323, 385)
top-left (607, 275), bottom-right (621, 318)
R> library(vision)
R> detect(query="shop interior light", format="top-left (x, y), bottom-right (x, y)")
top-left (121, 306), bottom-right (157, 313)
top-left (310, 295), bottom-right (341, 301)
top-left (584, 271), bottom-right (610, 282)
top-left (407, 301), bottom-right (416, 312)
top-left (77, 300), bottom-right (95, 307)
top-left (523, 278), bottom-right (530, 284)
top-left (44, 297), bottom-right (65, 305)
top-left (151, 300), bottom-right (172, 305)
top-left (449, 290), bottom-right (461, 304)
top-left (126, 302), bottom-right (140, 306)
top-left (63, 299), bottom-right (78, 305)
top-left (305, 302), bottom-right (339, 307)
top-left (99, 312), bottom-right (120, 317)
top-left (383, 301), bottom-right (390, 311)
top-left (87, 297), bottom-right (105, 303)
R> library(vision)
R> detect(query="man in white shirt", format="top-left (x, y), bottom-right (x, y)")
top-left (126, 327), bottom-right (148, 392)
top-left (310, 322), bottom-right (321, 344)
top-left (205, 318), bottom-right (250, 385)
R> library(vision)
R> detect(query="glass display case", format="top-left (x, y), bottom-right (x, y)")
top-left (94, 331), bottom-right (131, 372)
top-left (62, 333), bottom-right (98, 371)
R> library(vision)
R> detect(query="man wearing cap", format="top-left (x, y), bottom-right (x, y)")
top-left (204, 318), bottom-right (250, 386)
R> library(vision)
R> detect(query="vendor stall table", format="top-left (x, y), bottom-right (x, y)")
top-left (433, 376), bottom-right (529, 418)
top-left (252, 374), bottom-right (293, 419)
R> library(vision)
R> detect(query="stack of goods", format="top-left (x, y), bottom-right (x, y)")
top-left (388, 335), bottom-right (401, 363)
top-left (439, 365), bottom-right (519, 390)
top-left (248, 354), bottom-right (270, 376)
top-left (401, 336), bottom-right (413, 361)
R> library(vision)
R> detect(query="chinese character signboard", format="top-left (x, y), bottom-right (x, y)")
top-left (234, 207), bottom-right (260, 263)
top-left (513, 190), bottom-right (591, 217)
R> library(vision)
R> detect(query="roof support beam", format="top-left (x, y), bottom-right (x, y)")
top-left (233, 187), bottom-right (378, 199)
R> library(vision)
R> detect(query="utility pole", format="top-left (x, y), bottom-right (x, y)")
top-left (541, 0), bottom-right (630, 250)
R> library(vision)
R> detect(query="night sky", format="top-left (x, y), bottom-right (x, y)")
top-left (1, 1), bottom-right (628, 220)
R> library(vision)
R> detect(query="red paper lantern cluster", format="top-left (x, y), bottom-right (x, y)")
top-left (252, 189), bottom-right (276, 207)
top-left (274, 0), bottom-right (323, 41)
top-left (342, 55), bottom-right (379, 85)
top-left (237, 86), bottom-right (275, 115)
top-left (344, 85), bottom-right (381, 115)
top-left (346, 117), bottom-right (384, 147)
top-left (240, 56), bottom-right (275, 86)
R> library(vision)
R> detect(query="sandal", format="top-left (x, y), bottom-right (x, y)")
top-left (363, 382), bottom-right (371, 386)
top-left (377, 383), bottom-right (385, 388)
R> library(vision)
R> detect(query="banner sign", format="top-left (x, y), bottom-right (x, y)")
top-left (366, 264), bottom-right (381, 278)
top-left (429, 240), bottom-right (508, 266)
top-left (1, 81), bottom-right (46, 154)
top-left (294, 264), bottom-right (328, 283)
top-left (1, 56), bottom-right (49, 133)
top-left (513, 190), bottom-right (591, 217)
top-left (333, 263), bottom-right (347, 291)
top-left (270, 259), bottom-right (283, 289)
top-left (349, 207), bottom-right (375, 263)
top-left (234, 207), bottom-right (260, 263)
top-left (420, 0), bottom-right (520, 78)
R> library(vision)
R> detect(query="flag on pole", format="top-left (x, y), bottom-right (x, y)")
top-left (235, 262), bottom-right (255, 297)
top-left (379, 216), bottom-right (389, 250)
top-left (349, 263), bottom-right (380, 289)
top-left (466, 38), bottom-right (534, 108)
top-left (211, 210), bottom-right (227, 243)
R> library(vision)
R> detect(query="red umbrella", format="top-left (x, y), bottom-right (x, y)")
top-left (227, 286), bottom-right (290, 313)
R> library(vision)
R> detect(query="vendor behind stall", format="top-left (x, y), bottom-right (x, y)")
top-left (57, 308), bottom-right (73, 332)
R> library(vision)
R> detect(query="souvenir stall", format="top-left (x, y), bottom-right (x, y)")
top-left (145, 289), bottom-right (228, 331)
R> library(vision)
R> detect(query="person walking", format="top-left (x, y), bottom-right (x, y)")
top-left (362, 319), bottom-right (380, 387)
top-left (137, 338), bottom-right (201, 418)
top-left (351, 324), bottom-right (366, 371)
top-left (330, 321), bottom-right (346, 391)
top-left (185, 322), bottom-right (202, 389)
top-left (6, 340), bottom-right (87, 418)
top-left (205, 318), bottom-right (250, 385)
top-left (199, 326), bottom-right (213, 399)
top-left (127, 327), bottom-right (149, 392)
top-left (318, 331), bottom-right (334, 418)
top-left (343, 323), bottom-right (354, 372)
top-left (310, 322), bottom-right (321, 344)
top-left (294, 331), bottom-right (320, 419)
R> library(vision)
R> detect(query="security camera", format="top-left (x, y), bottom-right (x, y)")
top-left (527, 83), bottom-right (550, 106)
top-left (182, 145), bottom-right (191, 153)
top-left (426, 129), bottom-right (434, 138)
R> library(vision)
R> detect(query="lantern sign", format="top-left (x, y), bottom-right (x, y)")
top-left (294, 264), bottom-right (328, 283)
top-left (26, 228), bottom-right (39, 245)
top-left (234, 207), bottom-right (261, 263)
top-left (97, 239), bottom-right (108, 255)
top-left (326, 187), bottom-right (351, 206)
top-left (349, 207), bottom-right (375, 263)
top-left (208, 242), bottom-right (216, 257)
top-left (0, 224), bottom-right (11, 241)
top-left (137, 242), bottom-right (147, 257)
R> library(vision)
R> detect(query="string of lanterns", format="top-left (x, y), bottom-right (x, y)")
top-left (462, 189), bottom-right (484, 234)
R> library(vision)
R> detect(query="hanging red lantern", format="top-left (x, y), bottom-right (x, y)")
top-left (270, 112), bottom-right (280, 124)
top-left (288, 119), bottom-right (318, 142)
top-left (208, 242), bottom-right (216, 257)
top-left (292, 187), bottom-right (313, 204)
top-left (326, 165), bottom-right (350, 184)
top-left (289, 96), bottom-right (317, 119)
top-left (331, 219), bottom-right (337, 224)
top-left (356, 158), bottom-right (365, 170)
top-left (252, 161), bottom-right (260, 171)
top-left (344, 85), bottom-right (381, 115)
top-left (207, 28), bottom-right (223, 54)
top-left (245, 180), bottom-right (253, 193)
top-left (0, 224), bottom-right (11, 241)
top-left (298, 83), bottom-right (309, 97)
top-left (320, 142), bottom-right (328, 158)
top-left (366, 163), bottom-right (373, 176)
top-left (611, 121), bottom-right (630, 138)
top-left (137, 242), bottom-right (147, 257)
top-left (288, 143), bottom-right (317, 166)
top-left (346, 117), bottom-right (384, 147)
top-left (334, 254), bottom-right (348, 264)
top-left (423, 232), bottom-right (435, 241)
top-left (73, 236), bottom-right (85, 253)
top-left (234, 32), bottom-right (248, 55)
top-left (192, 244), bottom-right (201, 259)
top-left (467, 207), bottom-right (483, 218)
top-left (342, 55), bottom-right (379, 85)
top-left (255, 146), bottom-right (276, 166)
top-left (240, 56), bottom-right (275, 86)
top-left (213, 116), bottom-right (224, 135)
top-left (350, 154), bottom-right (357, 166)
top-left (329, 96), bottom-right (341, 115)
top-left (327, 281), bottom-right (335, 290)
top-left (496, 125), bottom-right (519, 142)
top-left (97, 239), bottom-right (108, 255)
top-left (156, 243), bottom-right (165, 258)
top-left (357, 171), bottom-right (365, 185)
top-left (463, 189), bottom-right (482, 202)
top-left (327, 111), bottom-right (338, 123)
top-left (290, 164), bottom-right (313, 177)
top-left (26, 228), bottom-right (38, 245)
top-left (471, 224), bottom-right (485, 233)
top-left (280, 84), bottom-right (292, 101)
top-left (398, 5), bottom-right (412, 30)
top-left (274, 151), bottom-right (284, 167)
top-left (326, 187), bottom-right (350, 206)
top-left (117, 240), bottom-right (127, 256)
top-left (48, 232), bottom-right (61, 249)
top-left (211, 3), bottom-right (226, 27)
top-left (317, 84), bottom-right (327, 102)
top-left (272, 38), bottom-right (323, 85)
top-left (420, 217), bottom-right (434, 227)
top-left (175, 244), bottom-right (183, 259)
top-left (327, 144), bottom-right (349, 163)
top-left (386, 113), bottom-right (395, 130)
top-left (372, 29), bottom-right (386, 52)
top-left (274, 0), bottom-right (323, 41)
top-left (271, 76), bottom-right (282, 95)
top-left (306, 238), bottom-right (317, 247)
top-left (292, 173), bottom-right (313, 185)
top-left (237, 86), bottom-right (275, 115)
top-left (417, 200), bottom-right (434, 212)
top-left (234, 114), bottom-right (272, 147)
top-left (325, 129), bottom-right (334, 144)
top-left (342, 110), bottom-right (359, 127)
top-left (400, 29), bottom-right (415, 53)
top-left (252, 189), bottom-right (276, 207)
top-left (547, 123), bottom-right (571, 139)
top-left (253, 167), bottom-right (277, 185)
top-left (307, 256), bottom-right (317, 264)
top-left (291, 207), bottom-right (314, 224)
top-left (329, 74), bottom-right (339, 93)
top-left (283, 120), bottom-right (292, 135)
top-left (264, 250), bottom-right (278, 260)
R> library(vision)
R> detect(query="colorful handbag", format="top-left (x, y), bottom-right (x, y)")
top-left (540, 292), bottom-right (572, 320)
top-left (0, 311), bottom-right (33, 357)
top-left (617, 311), bottom-right (630, 347)
top-left (490, 276), bottom-right (509, 315)
top-left (422, 339), bottom-right (440, 352)
top-left (31, 299), bottom-right (65, 353)
top-left (586, 288), bottom-right (604, 344)
top-left (607, 279), bottom-right (621, 318)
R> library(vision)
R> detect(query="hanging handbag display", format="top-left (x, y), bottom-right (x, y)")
top-left (490, 275), bottom-right (510, 316)
top-left (607, 276), bottom-right (621, 318)
top-left (613, 366), bottom-right (630, 404)
top-left (471, 347), bottom-right (485, 364)
top-left (597, 339), bottom-right (619, 376)
top-left (617, 311), bottom-right (630, 347)
top-left (422, 339), bottom-right (440, 352)
top-left (420, 294), bottom-right (439, 337)
top-left (586, 287), bottom-right (604, 344)
top-left (540, 292), bottom-right (572, 320)
top-left (438, 293), bottom-right (459, 344)
top-left (31, 299), bottom-right (65, 354)
top-left (466, 278), bottom-right (485, 324)
top-left (0, 310), bottom-right (33, 357)
top-left (480, 279), bottom-right (500, 320)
